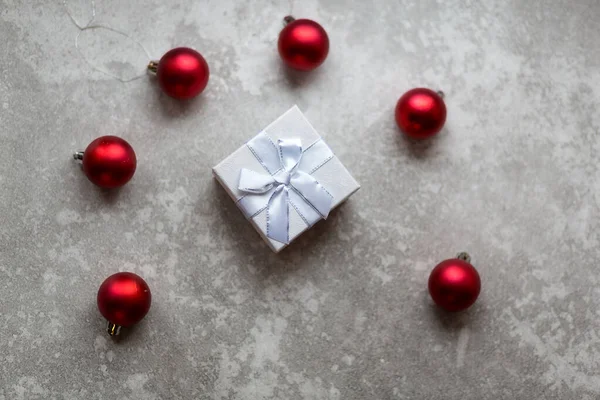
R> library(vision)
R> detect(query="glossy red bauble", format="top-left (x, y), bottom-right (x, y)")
top-left (97, 272), bottom-right (151, 331)
top-left (82, 136), bottom-right (136, 188)
top-left (395, 88), bottom-right (447, 139)
top-left (428, 257), bottom-right (481, 312)
top-left (156, 47), bottom-right (209, 99)
top-left (278, 18), bottom-right (329, 71)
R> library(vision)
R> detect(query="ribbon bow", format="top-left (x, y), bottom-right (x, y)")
top-left (237, 133), bottom-right (334, 244)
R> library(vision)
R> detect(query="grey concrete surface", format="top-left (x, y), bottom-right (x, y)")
top-left (1, 0), bottom-right (600, 399)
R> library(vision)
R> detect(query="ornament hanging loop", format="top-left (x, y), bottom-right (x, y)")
top-left (73, 152), bottom-right (84, 161)
top-left (456, 252), bottom-right (471, 263)
top-left (147, 60), bottom-right (159, 74)
top-left (107, 321), bottom-right (122, 336)
top-left (283, 15), bottom-right (295, 25)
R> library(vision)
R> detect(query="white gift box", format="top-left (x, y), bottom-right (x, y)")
top-left (212, 106), bottom-right (360, 252)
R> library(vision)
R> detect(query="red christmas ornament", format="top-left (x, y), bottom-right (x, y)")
top-left (97, 272), bottom-right (152, 336)
top-left (278, 17), bottom-right (329, 71)
top-left (148, 47), bottom-right (210, 99)
top-left (74, 136), bottom-right (136, 189)
top-left (428, 253), bottom-right (481, 312)
top-left (395, 88), bottom-right (447, 139)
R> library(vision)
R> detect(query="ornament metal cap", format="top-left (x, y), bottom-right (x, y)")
top-left (147, 60), bottom-right (159, 74)
top-left (283, 15), bottom-right (295, 25)
top-left (73, 151), bottom-right (84, 161)
top-left (456, 252), bottom-right (471, 263)
top-left (107, 321), bottom-right (122, 336)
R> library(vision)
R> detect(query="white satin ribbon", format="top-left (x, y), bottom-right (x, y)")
top-left (237, 132), bottom-right (334, 244)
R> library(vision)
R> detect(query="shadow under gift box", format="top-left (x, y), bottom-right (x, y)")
top-left (212, 105), bottom-right (360, 252)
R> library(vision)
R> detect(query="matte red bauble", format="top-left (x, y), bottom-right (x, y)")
top-left (278, 17), bottom-right (329, 71)
top-left (97, 272), bottom-right (152, 336)
top-left (395, 88), bottom-right (447, 139)
top-left (75, 136), bottom-right (136, 189)
top-left (149, 47), bottom-right (210, 99)
top-left (428, 253), bottom-right (481, 312)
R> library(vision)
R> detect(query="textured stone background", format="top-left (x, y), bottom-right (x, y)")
top-left (1, 0), bottom-right (600, 399)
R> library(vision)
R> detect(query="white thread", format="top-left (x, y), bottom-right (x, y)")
top-left (63, 0), bottom-right (96, 29)
top-left (62, 0), bottom-right (153, 83)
